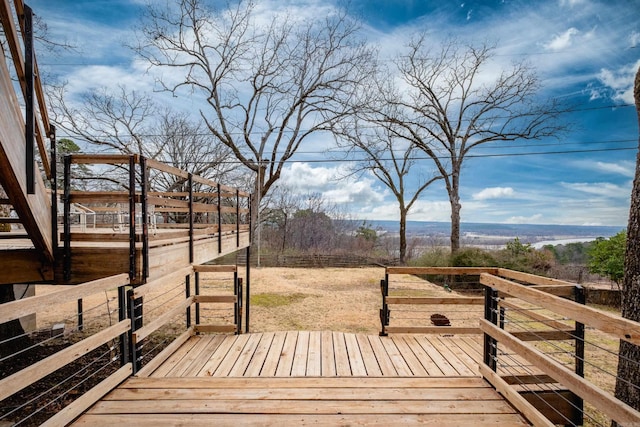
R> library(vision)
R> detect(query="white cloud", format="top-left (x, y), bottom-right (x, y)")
top-left (280, 163), bottom-right (386, 208)
top-left (559, 0), bottom-right (588, 7)
top-left (544, 27), bottom-right (580, 51)
top-left (631, 31), bottom-right (640, 48)
top-left (597, 59), bottom-right (640, 104)
top-left (505, 214), bottom-right (543, 224)
top-left (472, 187), bottom-right (515, 200)
top-left (576, 160), bottom-right (635, 178)
top-left (561, 182), bottom-right (629, 198)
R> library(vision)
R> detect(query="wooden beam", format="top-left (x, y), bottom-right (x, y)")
top-left (479, 364), bottom-right (554, 427)
top-left (0, 273), bottom-right (128, 324)
top-left (500, 374), bottom-right (557, 385)
top-left (498, 269), bottom-right (577, 287)
top-left (133, 266), bottom-right (193, 299)
top-left (193, 264), bottom-right (237, 273)
top-left (527, 285), bottom-right (576, 298)
top-left (194, 295), bottom-right (237, 304)
top-left (0, 320), bottom-right (129, 401)
top-left (0, 249), bottom-right (52, 284)
top-left (480, 273), bottom-right (640, 346)
top-left (480, 319), bottom-right (640, 426)
top-left (386, 297), bottom-right (484, 305)
top-left (70, 154), bottom-right (134, 164)
top-left (387, 267), bottom-right (499, 276)
top-left (385, 326), bottom-right (481, 335)
top-left (510, 330), bottom-right (576, 342)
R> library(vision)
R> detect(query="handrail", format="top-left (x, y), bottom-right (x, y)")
top-left (0, 0), bottom-right (51, 178)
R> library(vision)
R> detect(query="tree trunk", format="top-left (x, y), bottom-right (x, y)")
top-left (613, 65), bottom-right (640, 424)
top-left (0, 285), bottom-right (31, 359)
top-left (449, 170), bottom-right (462, 254)
top-left (399, 206), bottom-right (407, 264)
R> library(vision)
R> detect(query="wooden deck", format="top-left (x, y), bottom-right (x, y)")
top-left (73, 332), bottom-right (531, 426)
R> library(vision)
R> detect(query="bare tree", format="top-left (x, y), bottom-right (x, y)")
top-left (333, 115), bottom-right (441, 264)
top-left (133, 0), bottom-right (376, 226)
top-left (380, 36), bottom-right (567, 253)
top-left (613, 64), bottom-right (640, 424)
top-left (49, 83), bottom-right (162, 158)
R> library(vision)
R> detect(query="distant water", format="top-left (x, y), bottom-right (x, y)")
top-left (349, 220), bottom-right (622, 243)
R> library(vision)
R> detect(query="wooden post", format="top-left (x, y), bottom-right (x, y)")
top-left (483, 286), bottom-right (498, 372)
top-left (188, 173), bottom-right (193, 263)
top-left (118, 285), bottom-right (129, 366)
top-left (217, 183), bottom-right (222, 254)
top-left (245, 247), bottom-right (250, 334)
top-left (49, 125), bottom-right (58, 250)
top-left (140, 156), bottom-right (149, 279)
top-left (185, 274), bottom-right (191, 328)
top-left (195, 271), bottom-right (200, 328)
top-left (128, 155), bottom-right (136, 281)
top-left (24, 5), bottom-right (34, 194)
top-left (574, 285), bottom-right (586, 425)
top-left (63, 155), bottom-right (71, 281)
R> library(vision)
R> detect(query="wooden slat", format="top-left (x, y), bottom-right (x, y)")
top-left (380, 336), bottom-right (413, 376)
top-left (71, 154), bottom-right (134, 164)
top-left (510, 329), bottom-right (576, 341)
top-left (401, 336), bottom-right (441, 375)
top-left (498, 268), bottom-right (577, 287)
top-left (180, 335), bottom-right (227, 377)
top-left (228, 334), bottom-right (262, 377)
top-left (42, 364), bottom-right (133, 427)
top-left (413, 336), bottom-right (458, 376)
top-left (367, 335), bottom-right (398, 376)
top-left (355, 334), bottom-right (383, 376)
top-left (385, 326), bottom-right (481, 335)
top-left (193, 264), bottom-right (237, 273)
top-left (0, 273), bottom-right (128, 324)
top-left (481, 320), bottom-right (640, 426)
top-left (166, 335), bottom-right (217, 377)
top-left (213, 334), bottom-right (251, 377)
top-left (430, 336), bottom-right (476, 376)
top-left (74, 413), bottom-right (529, 426)
top-left (386, 297), bottom-right (484, 305)
top-left (260, 331), bottom-right (287, 376)
top-left (133, 266), bottom-right (192, 299)
top-left (332, 331), bottom-right (351, 376)
top-left (306, 331), bottom-right (322, 376)
top-left (0, 320), bottom-right (129, 401)
top-left (481, 273), bottom-right (640, 345)
top-left (528, 285), bottom-right (576, 297)
top-left (244, 332), bottom-right (275, 377)
top-left (344, 332), bottom-right (367, 376)
top-left (88, 398), bottom-right (518, 415)
top-left (275, 332), bottom-right (298, 376)
top-left (387, 266), bottom-right (498, 275)
top-left (321, 331), bottom-right (337, 376)
top-left (122, 376), bottom-right (489, 389)
top-left (389, 335), bottom-right (428, 376)
top-left (145, 158), bottom-right (190, 179)
top-left (193, 295), bottom-right (237, 304)
top-left (291, 331), bottom-right (310, 376)
top-left (197, 335), bottom-right (237, 376)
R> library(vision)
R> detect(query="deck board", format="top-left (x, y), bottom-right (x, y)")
top-left (74, 332), bottom-right (533, 426)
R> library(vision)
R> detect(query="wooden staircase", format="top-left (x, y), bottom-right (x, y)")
top-left (0, 0), bottom-right (55, 284)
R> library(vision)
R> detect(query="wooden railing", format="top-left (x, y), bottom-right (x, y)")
top-left (60, 154), bottom-right (251, 283)
top-left (380, 266), bottom-right (640, 426)
top-left (0, 264), bottom-right (243, 425)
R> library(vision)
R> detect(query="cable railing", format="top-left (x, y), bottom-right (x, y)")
top-left (380, 266), bottom-right (640, 426)
top-left (0, 263), bottom-right (243, 425)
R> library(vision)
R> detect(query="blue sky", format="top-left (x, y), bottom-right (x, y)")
top-left (28, 0), bottom-right (639, 227)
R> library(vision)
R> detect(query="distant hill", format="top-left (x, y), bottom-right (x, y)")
top-left (352, 220), bottom-right (623, 247)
